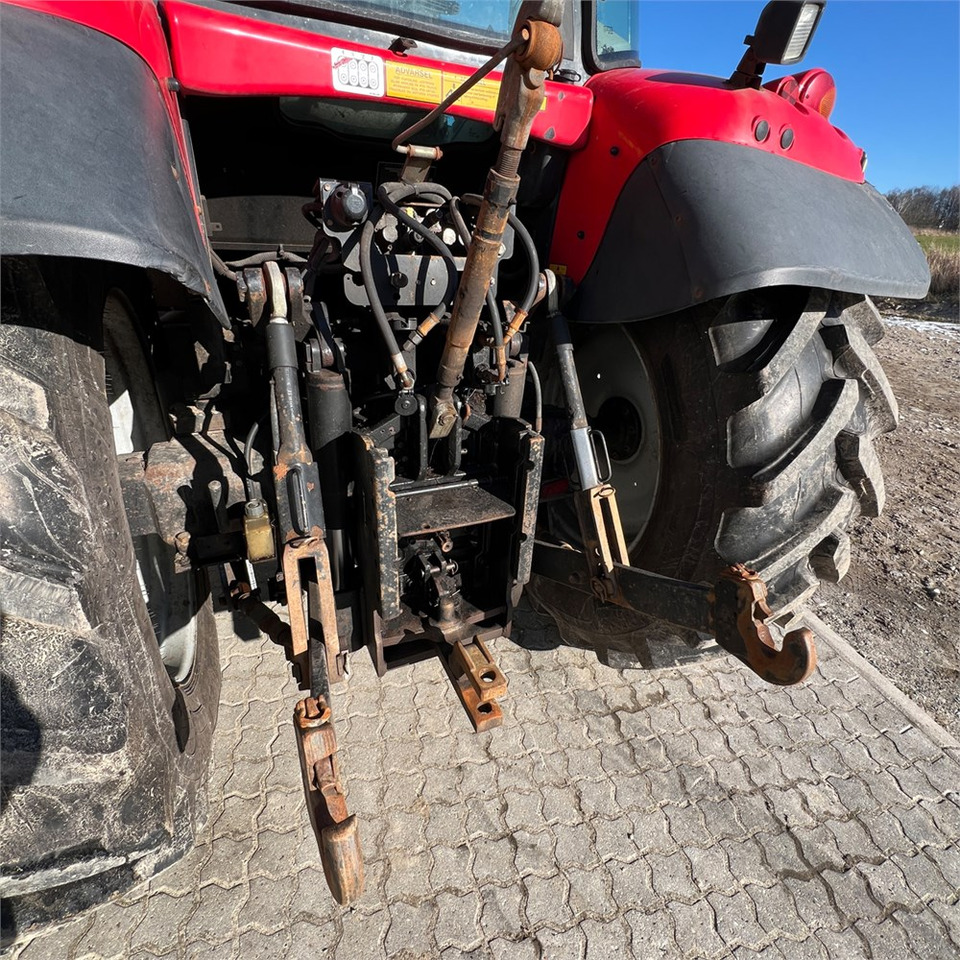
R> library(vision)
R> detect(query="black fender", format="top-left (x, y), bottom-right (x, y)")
top-left (570, 139), bottom-right (930, 323)
top-left (0, 4), bottom-right (227, 326)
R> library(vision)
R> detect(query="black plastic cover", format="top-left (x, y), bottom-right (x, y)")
top-left (0, 5), bottom-right (227, 326)
top-left (571, 139), bottom-right (930, 324)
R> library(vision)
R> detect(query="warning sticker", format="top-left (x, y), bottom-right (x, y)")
top-left (441, 73), bottom-right (501, 112)
top-left (384, 63), bottom-right (502, 114)
top-left (337, 53), bottom-right (549, 116)
top-left (331, 47), bottom-right (385, 98)
top-left (384, 62), bottom-right (443, 105)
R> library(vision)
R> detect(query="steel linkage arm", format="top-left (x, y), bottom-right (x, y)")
top-left (429, 3), bottom-right (563, 438)
top-left (235, 262), bottom-right (362, 904)
top-left (532, 544), bottom-right (817, 685)
top-left (294, 696), bottom-right (363, 905)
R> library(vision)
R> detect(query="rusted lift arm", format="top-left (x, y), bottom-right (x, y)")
top-left (532, 543), bottom-right (817, 686)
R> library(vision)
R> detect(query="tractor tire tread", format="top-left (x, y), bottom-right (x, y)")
top-left (708, 289), bottom-right (896, 616)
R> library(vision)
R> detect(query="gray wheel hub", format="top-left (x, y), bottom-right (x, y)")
top-left (576, 325), bottom-right (662, 550)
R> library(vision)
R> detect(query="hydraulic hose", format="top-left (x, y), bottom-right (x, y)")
top-left (510, 209), bottom-right (540, 316)
top-left (378, 183), bottom-right (479, 361)
top-left (244, 419), bottom-right (260, 477)
top-left (462, 194), bottom-right (539, 343)
top-left (378, 183), bottom-right (459, 305)
top-left (359, 216), bottom-right (414, 389)
top-left (211, 249), bottom-right (238, 282)
top-left (226, 249), bottom-right (307, 269)
top-left (242, 417), bottom-right (264, 502)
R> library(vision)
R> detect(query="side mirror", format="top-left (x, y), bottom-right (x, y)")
top-left (730, 1), bottom-right (826, 89)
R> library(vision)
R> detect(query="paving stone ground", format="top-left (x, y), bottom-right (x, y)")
top-left (7, 604), bottom-right (960, 959)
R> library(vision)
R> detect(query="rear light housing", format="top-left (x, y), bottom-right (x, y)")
top-left (764, 67), bottom-right (836, 118)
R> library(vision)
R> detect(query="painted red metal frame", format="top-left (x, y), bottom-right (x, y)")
top-left (549, 67), bottom-right (867, 283)
top-left (160, 0), bottom-right (593, 148)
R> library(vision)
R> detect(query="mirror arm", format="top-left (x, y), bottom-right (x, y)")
top-left (729, 39), bottom-right (766, 89)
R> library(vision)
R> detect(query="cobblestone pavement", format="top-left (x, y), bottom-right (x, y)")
top-left (9, 606), bottom-right (960, 960)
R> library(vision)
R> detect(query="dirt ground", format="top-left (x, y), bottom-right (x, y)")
top-left (816, 307), bottom-right (960, 738)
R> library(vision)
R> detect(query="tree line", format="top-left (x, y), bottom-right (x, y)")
top-left (885, 186), bottom-right (959, 230)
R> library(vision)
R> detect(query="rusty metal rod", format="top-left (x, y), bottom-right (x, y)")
top-left (434, 149), bottom-right (520, 405)
top-left (448, 196), bottom-right (506, 379)
top-left (390, 35), bottom-right (524, 152)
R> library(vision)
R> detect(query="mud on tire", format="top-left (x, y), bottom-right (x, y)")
top-left (0, 258), bottom-right (219, 938)
top-left (532, 287), bottom-right (896, 665)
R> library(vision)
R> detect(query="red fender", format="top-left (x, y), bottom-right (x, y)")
top-left (549, 68), bottom-right (866, 283)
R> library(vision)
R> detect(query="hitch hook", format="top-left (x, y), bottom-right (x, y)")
top-left (713, 564), bottom-right (817, 685)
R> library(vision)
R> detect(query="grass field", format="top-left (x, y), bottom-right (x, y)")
top-left (915, 231), bottom-right (960, 255)
top-left (913, 229), bottom-right (959, 300)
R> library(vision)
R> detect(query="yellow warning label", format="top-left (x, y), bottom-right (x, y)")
top-left (441, 73), bottom-right (501, 112)
top-left (384, 63), bottom-right (547, 114)
top-left (385, 62), bottom-right (502, 113)
top-left (385, 62), bottom-right (443, 104)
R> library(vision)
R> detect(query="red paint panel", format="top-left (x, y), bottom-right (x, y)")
top-left (161, 0), bottom-right (592, 148)
top-left (549, 68), bottom-right (866, 283)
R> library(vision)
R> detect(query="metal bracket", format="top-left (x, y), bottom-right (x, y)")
top-left (541, 296), bottom-right (816, 687)
top-left (574, 483), bottom-right (629, 601)
top-left (444, 637), bottom-right (508, 732)
top-left (294, 696), bottom-right (364, 905)
top-left (281, 536), bottom-right (341, 690)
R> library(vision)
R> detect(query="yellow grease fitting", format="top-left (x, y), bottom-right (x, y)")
top-left (385, 62), bottom-right (545, 114)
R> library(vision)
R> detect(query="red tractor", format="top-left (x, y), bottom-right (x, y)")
top-left (0, 0), bottom-right (928, 930)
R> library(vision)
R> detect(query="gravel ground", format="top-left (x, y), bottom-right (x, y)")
top-left (816, 311), bottom-right (960, 738)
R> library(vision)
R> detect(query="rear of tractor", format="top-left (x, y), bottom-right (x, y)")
top-left (0, 0), bottom-right (928, 933)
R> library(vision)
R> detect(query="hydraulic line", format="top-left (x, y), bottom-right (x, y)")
top-left (226, 249), bottom-right (307, 268)
top-left (378, 183), bottom-right (459, 304)
top-left (462, 194), bottom-right (539, 345)
top-left (400, 310), bottom-right (443, 354)
top-left (510, 209), bottom-right (540, 316)
top-left (244, 419), bottom-right (260, 476)
top-left (243, 418), bottom-right (262, 502)
top-left (211, 249), bottom-right (238, 282)
top-left (372, 183), bottom-right (463, 359)
top-left (359, 217), bottom-right (415, 390)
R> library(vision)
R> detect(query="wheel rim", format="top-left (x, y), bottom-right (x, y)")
top-left (102, 292), bottom-right (199, 684)
top-left (575, 325), bottom-right (662, 550)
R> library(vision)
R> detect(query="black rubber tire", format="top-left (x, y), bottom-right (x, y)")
top-left (0, 258), bottom-right (220, 939)
top-left (531, 287), bottom-right (896, 664)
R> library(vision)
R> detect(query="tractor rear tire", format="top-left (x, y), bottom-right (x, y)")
top-left (0, 258), bottom-right (220, 938)
top-left (531, 287), bottom-right (896, 667)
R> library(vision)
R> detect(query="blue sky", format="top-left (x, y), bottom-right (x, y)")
top-left (634, 1), bottom-right (960, 193)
